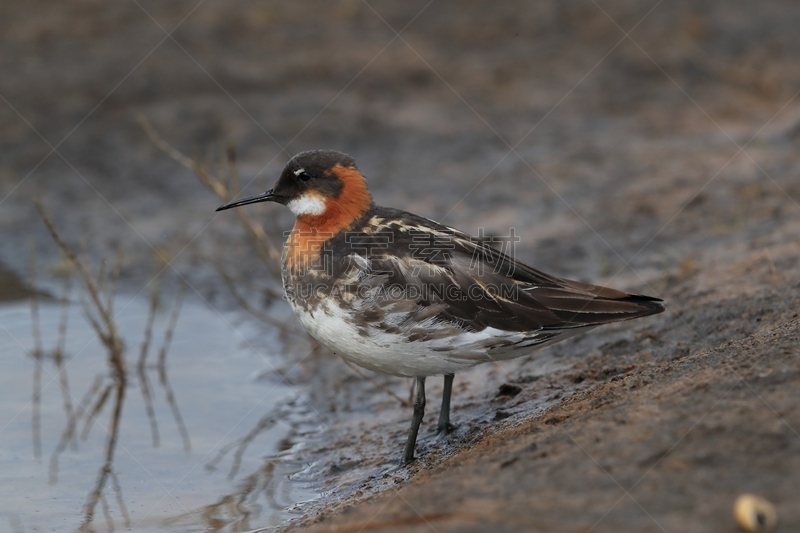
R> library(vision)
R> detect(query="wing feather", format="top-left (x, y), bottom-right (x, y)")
top-left (330, 208), bottom-right (664, 342)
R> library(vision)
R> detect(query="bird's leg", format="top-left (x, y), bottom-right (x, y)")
top-left (436, 373), bottom-right (457, 436)
top-left (421, 373), bottom-right (457, 441)
top-left (401, 376), bottom-right (426, 465)
top-left (419, 374), bottom-right (458, 441)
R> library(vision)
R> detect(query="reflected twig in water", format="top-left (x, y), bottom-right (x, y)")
top-left (199, 490), bottom-right (254, 532)
top-left (156, 283), bottom-right (190, 451)
top-left (35, 202), bottom-right (127, 530)
top-left (137, 284), bottom-right (161, 447)
top-left (110, 464), bottom-right (130, 527)
top-left (198, 407), bottom-right (312, 525)
top-left (50, 373), bottom-right (104, 484)
top-left (206, 403), bottom-right (289, 479)
top-left (170, 398), bottom-right (326, 532)
top-left (54, 274), bottom-right (77, 451)
top-left (98, 491), bottom-right (113, 532)
top-left (29, 244), bottom-right (43, 460)
top-left (80, 383), bottom-right (113, 441)
top-left (78, 254), bottom-right (129, 531)
top-left (34, 201), bottom-right (191, 531)
top-left (179, 462), bottom-right (277, 532)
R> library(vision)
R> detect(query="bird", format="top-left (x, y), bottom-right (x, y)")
top-left (216, 149), bottom-right (665, 465)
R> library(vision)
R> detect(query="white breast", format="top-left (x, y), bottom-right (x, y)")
top-left (287, 296), bottom-right (553, 377)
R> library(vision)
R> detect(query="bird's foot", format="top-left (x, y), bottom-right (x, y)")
top-left (421, 422), bottom-right (458, 442)
top-left (378, 457), bottom-right (415, 475)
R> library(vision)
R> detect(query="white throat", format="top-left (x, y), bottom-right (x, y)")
top-left (287, 193), bottom-right (327, 216)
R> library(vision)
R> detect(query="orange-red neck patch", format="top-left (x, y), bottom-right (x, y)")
top-left (285, 164), bottom-right (372, 269)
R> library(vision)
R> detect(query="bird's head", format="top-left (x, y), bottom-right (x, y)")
top-left (216, 150), bottom-right (373, 232)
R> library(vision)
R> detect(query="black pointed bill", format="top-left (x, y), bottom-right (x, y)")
top-left (216, 189), bottom-right (278, 211)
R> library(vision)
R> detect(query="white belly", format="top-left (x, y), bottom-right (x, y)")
top-left (287, 297), bottom-right (556, 377)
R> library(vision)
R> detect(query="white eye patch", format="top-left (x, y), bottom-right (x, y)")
top-left (293, 168), bottom-right (306, 176)
top-left (287, 193), bottom-right (326, 216)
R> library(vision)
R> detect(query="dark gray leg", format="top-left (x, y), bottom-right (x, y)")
top-left (420, 373), bottom-right (458, 441)
top-left (436, 373), bottom-right (456, 435)
top-left (401, 376), bottom-right (426, 465)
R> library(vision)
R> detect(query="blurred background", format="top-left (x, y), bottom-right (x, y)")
top-left (2, 0), bottom-right (798, 282)
top-left (2, 1), bottom-right (800, 532)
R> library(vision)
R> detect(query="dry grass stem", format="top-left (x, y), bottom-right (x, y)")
top-left (34, 201), bottom-right (120, 352)
top-left (33, 201), bottom-right (183, 530)
top-left (138, 114), bottom-right (283, 270)
top-left (212, 260), bottom-right (291, 331)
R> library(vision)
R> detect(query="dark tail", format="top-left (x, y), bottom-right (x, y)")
top-left (618, 293), bottom-right (666, 317)
top-left (534, 280), bottom-right (666, 328)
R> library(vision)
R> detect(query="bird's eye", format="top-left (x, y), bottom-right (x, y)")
top-left (298, 171), bottom-right (311, 182)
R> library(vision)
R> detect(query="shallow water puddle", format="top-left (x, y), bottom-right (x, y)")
top-left (0, 293), bottom-right (318, 532)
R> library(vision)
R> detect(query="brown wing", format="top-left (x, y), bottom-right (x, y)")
top-left (333, 207), bottom-right (664, 334)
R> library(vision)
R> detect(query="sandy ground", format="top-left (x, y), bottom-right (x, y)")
top-left (2, 1), bottom-right (800, 531)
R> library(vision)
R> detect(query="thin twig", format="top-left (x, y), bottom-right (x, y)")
top-left (212, 261), bottom-right (292, 330)
top-left (138, 114), bottom-right (225, 197)
top-left (35, 200), bottom-right (192, 529)
top-left (34, 201), bottom-right (118, 346)
top-left (138, 115), bottom-right (283, 270)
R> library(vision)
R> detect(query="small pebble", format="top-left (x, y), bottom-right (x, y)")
top-left (734, 493), bottom-right (777, 532)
